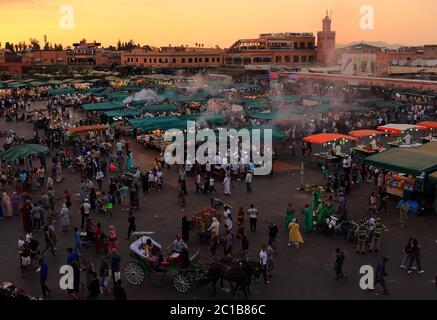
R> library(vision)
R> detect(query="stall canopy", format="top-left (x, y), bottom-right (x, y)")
top-left (348, 130), bottom-right (385, 138)
top-left (67, 124), bottom-right (109, 133)
top-left (0, 144), bottom-right (49, 161)
top-left (142, 104), bottom-right (177, 113)
top-left (48, 88), bottom-right (76, 95)
top-left (242, 100), bottom-right (272, 110)
top-left (129, 116), bottom-right (187, 131)
top-left (416, 121), bottom-right (437, 130)
top-left (364, 142), bottom-right (437, 176)
top-left (303, 133), bottom-right (357, 145)
top-left (107, 92), bottom-right (131, 101)
top-left (104, 109), bottom-right (140, 118)
top-left (377, 123), bottom-right (426, 134)
top-left (81, 102), bottom-right (124, 112)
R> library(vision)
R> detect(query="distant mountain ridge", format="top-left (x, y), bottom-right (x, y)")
top-left (336, 41), bottom-right (408, 50)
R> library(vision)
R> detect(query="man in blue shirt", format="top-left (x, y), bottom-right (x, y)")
top-left (38, 258), bottom-right (51, 298)
top-left (66, 247), bottom-right (79, 265)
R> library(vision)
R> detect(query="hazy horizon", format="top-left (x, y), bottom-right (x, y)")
top-left (1, 0), bottom-right (436, 48)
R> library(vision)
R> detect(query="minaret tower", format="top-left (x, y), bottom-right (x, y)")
top-left (317, 10), bottom-right (336, 65)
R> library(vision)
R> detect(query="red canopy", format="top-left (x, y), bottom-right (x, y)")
top-left (68, 124), bottom-right (109, 134)
top-left (303, 133), bottom-right (357, 145)
top-left (348, 129), bottom-right (385, 138)
top-left (416, 121), bottom-right (437, 129)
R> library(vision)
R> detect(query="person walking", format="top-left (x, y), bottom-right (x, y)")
top-left (400, 238), bottom-right (414, 269)
top-left (127, 211), bottom-right (136, 240)
top-left (37, 258), bottom-right (51, 298)
top-left (355, 222), bottom-right (368, 255)
top-left (259, 245), bottom-right (270, 284)
top-left (247, 204), bottom-right (258, 233)
top-left (400, 201), bottom-right (409, 228)
top-left (373, 257), bottom-right (389, 295)
top-left (407, 239), bottom-right (424, 274)
top-left (223, 230), bottom-right (234, 257)
top-left (209, 230), bottom-right (219, 256)
top-left (181, 211), bottom-right (190, 243)
top-left (332, 248), bottom-right (346, 280)
top-left (80, 199), bottom-right (91, 229)
top-left (377, 188), bottom-right (389, 215)
top-left (268, 222), bottom-right (278, 253)
top-left (369, 218), bottom-right (384, 253)
top-left (41, 225), bottom-right (56, 256)
top-left (88, 272), bottom-right (100, 300)
top-left (113, 280), bottom-right (127, 300)
top-left (368, 192), bottom-right (377, 214)
top-left (60, 204), bottom-right (70, 232)
top-left (245, 171), bottom-right (253, 193)
top-left (73, 227), bottom-right (81, 254)
top-left (288, 218), bottom-right (304, 248)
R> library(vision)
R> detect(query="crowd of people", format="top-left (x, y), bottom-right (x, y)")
top-left (0, 78), bottom-right (436, 300)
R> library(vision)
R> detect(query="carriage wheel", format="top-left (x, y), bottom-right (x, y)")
top-left (124, 262), bottom-right (145, 286)
top-left (173, 273), bottom-right (191, 293)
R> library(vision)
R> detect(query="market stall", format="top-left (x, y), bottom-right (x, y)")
top-left (303, 133), bottom-right (357, 164)
top-left (348, 129), bottom-right (386, 156)
top-left (0, 144), bottom-right (49, 161)
top-left (364, 142), bottom-right (437, 203)
top-left (416, 121), bottom-right (437, 143)
top-left (377, 124), bottom-right (426, 148)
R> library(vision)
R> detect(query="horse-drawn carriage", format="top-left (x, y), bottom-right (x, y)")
top-left (123, 234), bottom-right (206, 293)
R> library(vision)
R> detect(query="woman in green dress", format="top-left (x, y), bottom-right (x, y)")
top-left (312, 189), bottom-right (320, 210)
top-left (302, 204), bottom-right (313, 233)
top-left (284, 202), bottom-right (295, 230)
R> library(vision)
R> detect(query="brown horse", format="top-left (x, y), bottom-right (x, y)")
top-left (201, 258), bottom-right (261, 299)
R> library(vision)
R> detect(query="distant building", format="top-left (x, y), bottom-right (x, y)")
top-left (424, 45), bottom-right (437, 59)
top-left (66, 41), bottom-right (102, 69)
top-left (121, 46), bottom-right (224, 69)
top-left (96, 49), bottom-right (122, 69)
top-left (317, 11), bottom-right (336, 65)
top-left (224, 32), bottom-right (316, 67)
top-left (31, 50), bottom-right (68, 67)
top-left (0, 50), bottom-right (32, 78)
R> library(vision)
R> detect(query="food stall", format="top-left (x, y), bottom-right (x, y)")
top-left (416, 121), bottom-right (437, 143)
top-left (348, 129), bottom-right (386, 157)
top-left (364, 142), bottom-right (437, 204)
top-left (377, 124), bottom-right (426, 148)
top-left (303, 133), bottom-right (357, 164)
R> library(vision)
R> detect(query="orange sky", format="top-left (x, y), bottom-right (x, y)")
top-left (0, 0), bottom-right (436, 48)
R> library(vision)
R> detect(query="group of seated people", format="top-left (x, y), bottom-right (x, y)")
top-left (137, 235), bottom-right (189, 271)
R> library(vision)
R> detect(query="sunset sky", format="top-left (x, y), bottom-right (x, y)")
top-left (0, 0), bottom-right (436, 48)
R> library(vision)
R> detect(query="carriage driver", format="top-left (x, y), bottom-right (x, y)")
top-left (168, 235), bottom-right (189, 268)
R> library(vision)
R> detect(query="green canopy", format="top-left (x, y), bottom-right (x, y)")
top-left (270, 95), bottom-right (300, 104)
top-left (129, 116), bottom-right (187, 131)
top-left (142, 104), bottom-right (178, 113)
top-left (48, 88), bottom-right (76, 95)
top-left (116, 86), bottom-right (145, 92)
top-left (0, 144), bottom-right (49, 161)
top-left (242, 99), bottom-right (272, 110)
top-left (81, 101), bottom-right (125, 112)
top-left (364, 145), bottom-right (437, 176)
top-left (179, 113), bottom-right (225, 125)
top-left (247, 111), bottom-right (305, 121)
top-left (104, 108), bottom-right (141, 118)
top-left (107, 92), bottom-right (131, 101)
